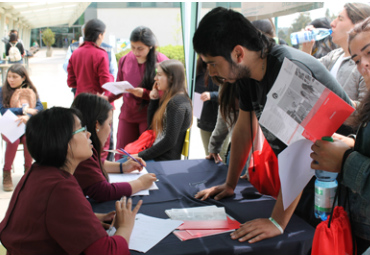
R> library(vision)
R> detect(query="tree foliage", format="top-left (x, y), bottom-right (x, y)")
top-left (42, 28), bottom-right (55, 47)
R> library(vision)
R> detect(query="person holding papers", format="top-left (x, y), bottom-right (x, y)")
top-left (134, 59), bottom-right (192, 161)
top-left (0, 64), bottom-right (43, 191)
top-left (0, 107), bottom-right (140, 255)
top-left (67, 19), bottom-right (116, 162)
top-left (310, 17), bottom-right (370, 254)
top-left (192, 7), bottom-right (352, 243)
top-left (72, 93), bottom-right (156, 202)
top-left (114, 26), bottom-right (168, 160)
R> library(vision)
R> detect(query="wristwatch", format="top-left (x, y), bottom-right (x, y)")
top-left (22, 103), bottom-right (29, 115)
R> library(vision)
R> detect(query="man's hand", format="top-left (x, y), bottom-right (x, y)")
top-left (206, 153), bottom-right (223, 164)
top-left (230, 218), bottom-right (282, 243)
top-left (194, 183), bottom-right (234, 201)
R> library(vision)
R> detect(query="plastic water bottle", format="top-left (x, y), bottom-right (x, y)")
top-left (290, 28), bottom-right (332, 45)
top-left (314, 136), bottom-right (338, 221)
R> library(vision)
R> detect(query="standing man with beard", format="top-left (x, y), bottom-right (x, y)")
top-left (193, 7), bottom-right (353, 243)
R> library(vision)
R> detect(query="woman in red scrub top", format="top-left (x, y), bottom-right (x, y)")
top-left (0, 107), bottom-right (141, 255)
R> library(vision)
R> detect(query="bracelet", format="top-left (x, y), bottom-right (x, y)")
top-left (119, 162), bottom-right (123, 174)
top-left (269, 217), bottom-right (284, 234)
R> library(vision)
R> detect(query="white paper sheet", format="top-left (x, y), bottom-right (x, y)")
top-left (0, 110), bottom-right (25, 143)
top-left (129, 213), bottom-right (183, 253)
top-left (102, 81), bottom-right (134, 95)
top-left (278, 139), bottom-right (315, 210)
top-left (109, 168), bottom-right (158, 196)
top-left (193, 92), bottom-right (204, 119)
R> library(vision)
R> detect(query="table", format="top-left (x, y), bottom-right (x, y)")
top-left (91, 159), bottom-right (315, 255)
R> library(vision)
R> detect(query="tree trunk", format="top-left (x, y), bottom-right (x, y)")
top-left (46, 46), bottom-right (52, 57)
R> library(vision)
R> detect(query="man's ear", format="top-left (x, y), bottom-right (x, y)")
top-left (232, 45), bottom-right (245, 63)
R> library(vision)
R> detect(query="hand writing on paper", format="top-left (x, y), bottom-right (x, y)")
top-left (123, 157), bottom-right (146, 173)
top-left (230, 218), bottom-right (282, 243)
top-left (114, 197), bottom-right (142, 243)
top-left (206, 153), bottom-right (223, 164)
top-left (126, 88), bottom-right (144, 98)
top-left (194, 183), bottom-right (234, 201)
top-left (95, 210), bottom-right (116, 230)
top-left (310, 139), bottom-right (350, 173)
top-left (138, 173), bottom-right (157, 190)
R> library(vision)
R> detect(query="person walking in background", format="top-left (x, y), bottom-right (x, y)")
top-left (311, 16), bottom-right (370, 254)
top-left (63, 24), bottom-right (118, 84)
top-left (71, 93), bottom-right (157, 202)
top-left (6, 33), bottom-right (24, 64)
top-left (67, 18), bottom-right (116, 162)
top-left (0, 107), bottom-right (140, 255)
top-left (114, 26), bottom-right (168, 161)
top-left (133, 59), bottom-right (192, 161)
top-left (195, 57), bottom-right (229, 160)
top-left (0, 64), bottom-right (43, 191)
top-left (251, 18), bottom-right (288, 46)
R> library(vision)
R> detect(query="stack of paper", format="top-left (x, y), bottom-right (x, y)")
top-left (108, 213), bottom-right (183, 253)
top-left (109, 168), bottom-right (158, 196)
top-left (102, 81), bottom-right (134, 95)
top-left (166, 206), bottom-right (240, 241)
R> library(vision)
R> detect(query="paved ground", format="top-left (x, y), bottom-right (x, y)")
top-left (0, 48), bottom-right (206, 221)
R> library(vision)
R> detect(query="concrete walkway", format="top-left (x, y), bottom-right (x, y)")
top-left (0, 48), bottom-right (206, 221)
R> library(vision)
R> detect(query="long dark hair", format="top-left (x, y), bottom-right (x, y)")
top-left (26, 107), bottom-right (82, 168)
top-left (2, 64), bottom-right (39, 107)
top-left (219, 82), bottom-right (239, 127)
top-left (130, 26), bottom-right (157, 93)
top-left (348, 16), bottom-right (370, 127)
top-left (84, 19), bottom-right (106, 43)
top-left (71, 93), bottom-right (112, 181)
top-left (151, 60), bottom-right (192, 135)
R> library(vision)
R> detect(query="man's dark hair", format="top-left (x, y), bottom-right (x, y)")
top-left (193, 7), bottom-right (274, 63)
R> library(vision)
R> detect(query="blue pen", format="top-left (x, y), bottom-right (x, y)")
top-left (118, 148), bottom-right (145, 167)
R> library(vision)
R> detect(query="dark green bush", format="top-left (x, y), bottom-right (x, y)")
top-left (115, 45), bottom-right (184, 66)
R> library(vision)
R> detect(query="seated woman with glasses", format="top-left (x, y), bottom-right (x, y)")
top-left (0, 107), bottom-right (141, 254)
top-left (72, 93), bottom-right (157, 202)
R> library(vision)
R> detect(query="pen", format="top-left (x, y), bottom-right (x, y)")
top-left (118, 148), bottom-right (145, 167)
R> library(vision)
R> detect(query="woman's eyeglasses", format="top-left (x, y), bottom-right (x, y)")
top-left (72, 126), bottom-right (87, 135)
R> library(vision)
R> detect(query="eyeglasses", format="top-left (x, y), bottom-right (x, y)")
top-left (72, 126), bottom-right (87, 135)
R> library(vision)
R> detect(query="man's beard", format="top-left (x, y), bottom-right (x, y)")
top-left (230, 60), bottom-right (251, 80)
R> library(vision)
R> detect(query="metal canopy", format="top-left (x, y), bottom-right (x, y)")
top-left (0, 2), bottom-right (91, 28)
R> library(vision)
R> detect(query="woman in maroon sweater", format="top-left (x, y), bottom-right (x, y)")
top-left (72, 93), bottom-right (157, 202)
top-left (0, 107), bottom-right (140, 254)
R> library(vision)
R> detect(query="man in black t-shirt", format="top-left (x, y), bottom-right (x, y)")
top-left (193, 7), bottom-right (352, 243)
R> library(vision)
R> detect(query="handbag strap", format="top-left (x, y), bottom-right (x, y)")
top-left (250, 112), bottom-right (255, 172)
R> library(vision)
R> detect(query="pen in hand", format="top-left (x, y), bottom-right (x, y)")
top-left (118, 148), bottom-right (145, 167)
